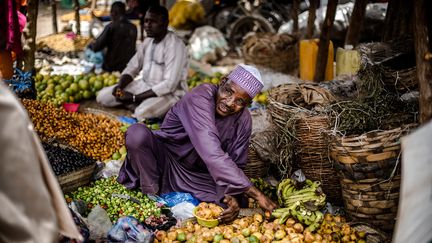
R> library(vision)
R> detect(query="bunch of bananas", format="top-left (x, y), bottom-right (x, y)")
top-left (277, 178), bottom-right (326, 208)
top-left (272, 202), bottom-right (324, 232)
top-left (251, 178), bottom-right (277, 200)
top-left (272, 179), bottom-right (326, 232)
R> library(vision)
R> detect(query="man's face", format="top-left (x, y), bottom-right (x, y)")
top-left (216, 78), bottom-right (252, 117)
top-left (144, 12), bottom-right (167, 38)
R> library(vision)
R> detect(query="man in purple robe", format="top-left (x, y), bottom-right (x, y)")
top-left (117, 64), bottom-right (277, 222)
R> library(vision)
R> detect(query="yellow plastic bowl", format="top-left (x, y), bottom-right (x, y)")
top-left (192, 207), bottom-right (221, 228)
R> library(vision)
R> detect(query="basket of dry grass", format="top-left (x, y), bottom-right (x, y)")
top-left (295, 114), bottom-right (342, 204)
top-left (267, 83), bottom-right (335, 129)
top-left (330, 124), bottom-right (416, 181)
top-left (242, 33), bottom-right (298, 74)
top-left (244, 147), bottom-right (269, 178)
top-left (341, 175), bottom-right (401, 232)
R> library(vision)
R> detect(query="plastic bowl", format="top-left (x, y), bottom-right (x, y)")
top-left (192, 207), bottom-right (221, 228)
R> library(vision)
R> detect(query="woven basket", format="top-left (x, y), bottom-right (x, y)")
top-left (58, 164), bottom-right (96, 193)
top-left (48, 141), bottom-right (96, 193)
top-left (295, 114), bottom-right (342, 204)
top-left (268, 83), bottom-right (335, 129)
top-left (244, 147), bottom-right (269, 178)
top-left (330, 124), bottom-right (416, 180)
top-left (342, 176), bottom-right (401, 231)
top-left (242, 33), bottom-right (298, 74)
top-left (382, 66), bottom-right (417, 91)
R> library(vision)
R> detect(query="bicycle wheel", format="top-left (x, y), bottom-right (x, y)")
top-left (228, 15), bottom-right (275, 48)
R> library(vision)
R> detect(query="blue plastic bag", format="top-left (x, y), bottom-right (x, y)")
top-left (107, 216), bottom-right (153, 243)
top-left (159, 192), bottom-right (200, 207)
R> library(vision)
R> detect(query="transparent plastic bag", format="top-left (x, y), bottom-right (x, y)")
top-left (107, 216), bottom-right (153, 243)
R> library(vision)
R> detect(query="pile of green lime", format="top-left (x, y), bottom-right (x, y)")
top-left (187, 72), bottom-right (223, 90)
top-left (66, 177), bottom-right (161, 222)
top-left (34, 73), bottom-right (119, 106)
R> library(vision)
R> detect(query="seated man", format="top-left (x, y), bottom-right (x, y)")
top-left (117, 64), bottom-right (277, 222)
top-left (96, 5), bottom-right (188, 121)
top-left (87, 1), bottom-right (137, 72)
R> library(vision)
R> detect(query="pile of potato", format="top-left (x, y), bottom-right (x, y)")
top-left (22, 99), bottom-right (124, 161)
top-left (195, 202), bottom-right (223, 220)
top-left (156, 213), bottom-right (366, 243)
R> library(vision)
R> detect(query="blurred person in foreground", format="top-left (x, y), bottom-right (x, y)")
top-left (0, 82), bottom-right (81, 242)
top-left (96, 5), bottom-right (188, 121)
top-left (117, 64), bottom-right (277, 222)
top-left (87, 1), bottom-right (137, 72)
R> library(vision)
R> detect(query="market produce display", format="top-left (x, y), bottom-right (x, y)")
top-left (22, 99), bottom-right (124, 161)
top-left (34, 72), bottom-right (118, 106)
top-left (67, 177), bottom-right (162, 223)
top-left (36, 33), bottom-right (92, 53)
top-left (42, 142), bottom-right (96, 176)
top-left (272, 179), bottom-right (326, 231)
top-left (195, 202), bottom-right (224, 220)
top-left (156, 213), bottom-right (366, 243)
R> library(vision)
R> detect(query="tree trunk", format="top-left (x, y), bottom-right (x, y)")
top-left (313, 0), bottom-right (337, 82)
top-left (22, 0), bottom-right (39, 72)
top-left (74, 0), bottom-right (81, 35)
top-left (306, 0), bottom-right (318, 39)
top-left (292, 0), bottom-right (300, 35)
top-left (414, 0), bottom-right (432, 124)
top-left (344, 0), bottom-right (367, 47)
top-left (382, 0), bottom-right (413, 41)
top-left (51, 0), bottom-right (58, 34)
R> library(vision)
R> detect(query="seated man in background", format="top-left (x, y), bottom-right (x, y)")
top-left (96, 5), bottom-right (188, 121)
top-left (117, 64), bottom-right (277, 222)
top-left (87, 1), bottom-right (137, 72)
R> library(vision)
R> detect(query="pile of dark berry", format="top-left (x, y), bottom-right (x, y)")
top-left (42, 142), bottom-right (96, 176)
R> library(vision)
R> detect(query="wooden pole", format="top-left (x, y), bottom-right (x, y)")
top-left (74, 0), bottom-right (81, 35)
top-left (344, 0), bottom-right (367, 47)
top-left (414, 0), bottom-right (432, 123)
top-left (383, 0), bottom-right (413, 41)
top-left (51, 0), bottom-right (58, 33)
top-left (313, 0), bottom-right (337, 82)
top-left (306, 0), bottom-right (318, 39)
top-left (292, 0), bottom-right (300, 35)
top-left (22, 0), bottom-right (39, 72)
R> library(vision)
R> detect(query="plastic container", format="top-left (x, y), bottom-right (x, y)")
top-left (63, 103), bottom-right (80, 112)
top-left (299, 39), bottom-right (334, 81)
top-left (192, 207), bottom-right (221, 228)
top-left (336, 47), bottom-right (360, 77)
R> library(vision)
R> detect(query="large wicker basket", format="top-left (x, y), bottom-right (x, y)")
top-left (330, 124), bottom-right (416, 180)
top-left (242, 33), bottom-right (298, 74)
top-left (296, 114), bottom-right (342, 204)
top-left (244, 147), bottom-right (269, 179)
top-left (341, 176), bottom-right (401, 232)
top-left (268, 83), bottom-right (335, 129)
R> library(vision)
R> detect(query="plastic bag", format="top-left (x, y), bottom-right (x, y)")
top-left (188, 26), bottom-right (229, 63)
top-left (4, 69), bottom-right (37, 99)
top-left (107, 216), bottom-right (153, 243)
top-left (159, 192), bottom-right (200, 207)
top-left (170, 202), bottom-right (196, 221)
top-left (87, 206), bottom-right (113, 241)
top-left (59, 208), bottom-right (90, 243)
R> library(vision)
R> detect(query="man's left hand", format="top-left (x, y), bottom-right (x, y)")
top-left (116, 91), bottom-right (134, 104)
top-left (218, 195), bottom-right (240, 223)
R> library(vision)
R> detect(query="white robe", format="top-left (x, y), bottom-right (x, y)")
top-left (96, 31), bottom-right (189, 121)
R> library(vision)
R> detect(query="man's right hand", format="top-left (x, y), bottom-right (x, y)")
top-left (113, 74), bottom-right (133, 97)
